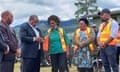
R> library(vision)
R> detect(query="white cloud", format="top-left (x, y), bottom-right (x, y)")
top-left (0, 1), bottom-right (54, 19)
top-left (0, 0), bottom-right (120, 27)
top-left (0, 0), bottom-right (76, 21)
top-left (97, 0), bottom-right (120, 8)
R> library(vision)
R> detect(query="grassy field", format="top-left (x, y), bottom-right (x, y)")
top-left (14, 62), bottom-right (77, 72)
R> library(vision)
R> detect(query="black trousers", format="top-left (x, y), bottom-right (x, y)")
top-left (0, 60), bottom-right (14, 72)
top-left (21, 51), bottom-right (41, 72)
top-left (50, 53), bottom-right (67, 72)
top-left (21, 58), bottom-right (41, 72)
top-left (77, 67), bottom-right (93, 72)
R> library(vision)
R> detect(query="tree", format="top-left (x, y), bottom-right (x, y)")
top-left (74, 0), bottom-right (98, 20)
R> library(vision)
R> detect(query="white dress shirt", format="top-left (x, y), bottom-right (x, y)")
top-left (28, 23), bottom-right (41, 49)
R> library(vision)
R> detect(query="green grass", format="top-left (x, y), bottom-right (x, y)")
top-left (14, 62), bottom-right (77, 72)
top-left (14, 62), bottom-right (20, 72)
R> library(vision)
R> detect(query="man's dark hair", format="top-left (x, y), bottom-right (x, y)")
top-left (29, 15), bottom-right (38, 21)
top-left (98, 8), bottom-right (111, 15)
top-left (1, 10), bottom-right (11, 18)
top-left (79, 18), bottom-right (89, 26)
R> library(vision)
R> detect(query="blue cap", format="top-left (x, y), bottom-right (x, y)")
top-left (98, 8), bottom-right (111, 15)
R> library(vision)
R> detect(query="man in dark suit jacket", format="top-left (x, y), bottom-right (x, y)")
top-left (20, 15), bottom-right (44, 72)
top-left (0, 11), bottom-right (20, 72)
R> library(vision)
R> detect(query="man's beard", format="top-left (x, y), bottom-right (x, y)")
top-left (101, 18), bottom-right (109, 23)
top-left (6, 19), bottom-right (12, 25)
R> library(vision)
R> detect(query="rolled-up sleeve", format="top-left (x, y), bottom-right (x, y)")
top-left (110, 20), bottom-right (119, 38)
top-left (97, 29), bottom-right (100, 37)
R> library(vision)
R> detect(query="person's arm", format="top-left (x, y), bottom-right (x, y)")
top-left (63, 30), bottom-right (71, 46)
top-left (0, 35), bottom-right (7, 52)
top-left (97, 27), bottom-right (102, 46)
top-left (19, 25), bottom-right (35, 43)
top-left (11, 29), bottom-right (21, 56)
top-left (72, 30), bottom-right (80, 45)
top-left (104, 20), bottom-right (118, 45)
top-left (116, 32), bottom-right (120, 39)
top-left (63, 30), bottom-right (71, 58)
top-left (0, 26), bottom-right (10, 53)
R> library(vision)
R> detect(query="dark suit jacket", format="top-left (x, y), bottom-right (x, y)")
top-left (0, 22), bottom-right (18, 61)
top-left (0, 31), bottom-right (7, 51)
top-left (20, 23), bottom-right (43, 58)
top-left (0, 31), bottom-right (7, 62)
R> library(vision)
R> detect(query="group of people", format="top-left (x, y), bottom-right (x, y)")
top-left (0, 8), bottom-right (119, 72)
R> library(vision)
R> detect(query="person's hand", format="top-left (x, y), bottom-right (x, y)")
top-left (78, 43), bottom-right (83, 48)
top-left (73, 49), bottom-right (78, 57)
top-left (66, 50), bottom-right (70, 59)
top-left (15, 49), bottom-right (21, 57)
top-left (34, 37), bottom-right (44, 42)
top-left (45, 52), bottom-right (50, 61)
top-left (34, 37), bottom-right (40, 42)
top-left (39, 37), bottom-right (44, 43)
top-left (102, 42), bottom-right (107, 48)
top-left (98, 42), bottom-right (105, 48)
top-left (4, 45), bottom-right (10, 55)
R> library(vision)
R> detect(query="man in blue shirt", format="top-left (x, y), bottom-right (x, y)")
top-left (97, 8), bottom-right (118, 72)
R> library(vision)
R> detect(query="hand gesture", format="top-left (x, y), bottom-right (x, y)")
top-left (34, 37), bottom-right (44, 43)
top-left (4, 45), bottom-right (10, 55)
top-left (15, 48), bottom-right (21, 57)
top-left (78, 43), bottom-right (83, 48)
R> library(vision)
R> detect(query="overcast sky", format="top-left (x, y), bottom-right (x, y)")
top-left (0, 0), bottom-right (120, 26)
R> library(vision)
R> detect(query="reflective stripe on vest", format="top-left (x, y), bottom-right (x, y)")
top-left (58, 28), bottom-right (67, 52)
top-left (43, 29), bottom-right (51, 52)
top-left (47, 27), bottom-right (67, 52)
top-left (99, 20), bottom-right (116, 45)
top-left (74, 27), bottom-right (94, 52)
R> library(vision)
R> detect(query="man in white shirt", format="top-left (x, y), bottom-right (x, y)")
top-left (20, 15), bottom-right (44, 72)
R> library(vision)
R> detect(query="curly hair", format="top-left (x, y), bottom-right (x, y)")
top-left (48, 15), bottom-right (60, 26)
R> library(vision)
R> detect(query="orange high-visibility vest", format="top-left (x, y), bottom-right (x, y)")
top-left (73, 27), bottom-right (94, 52)
top-left (99, 20), bottom-right (116, 45)
top-left (43, 27), bottom-right (67, 52)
